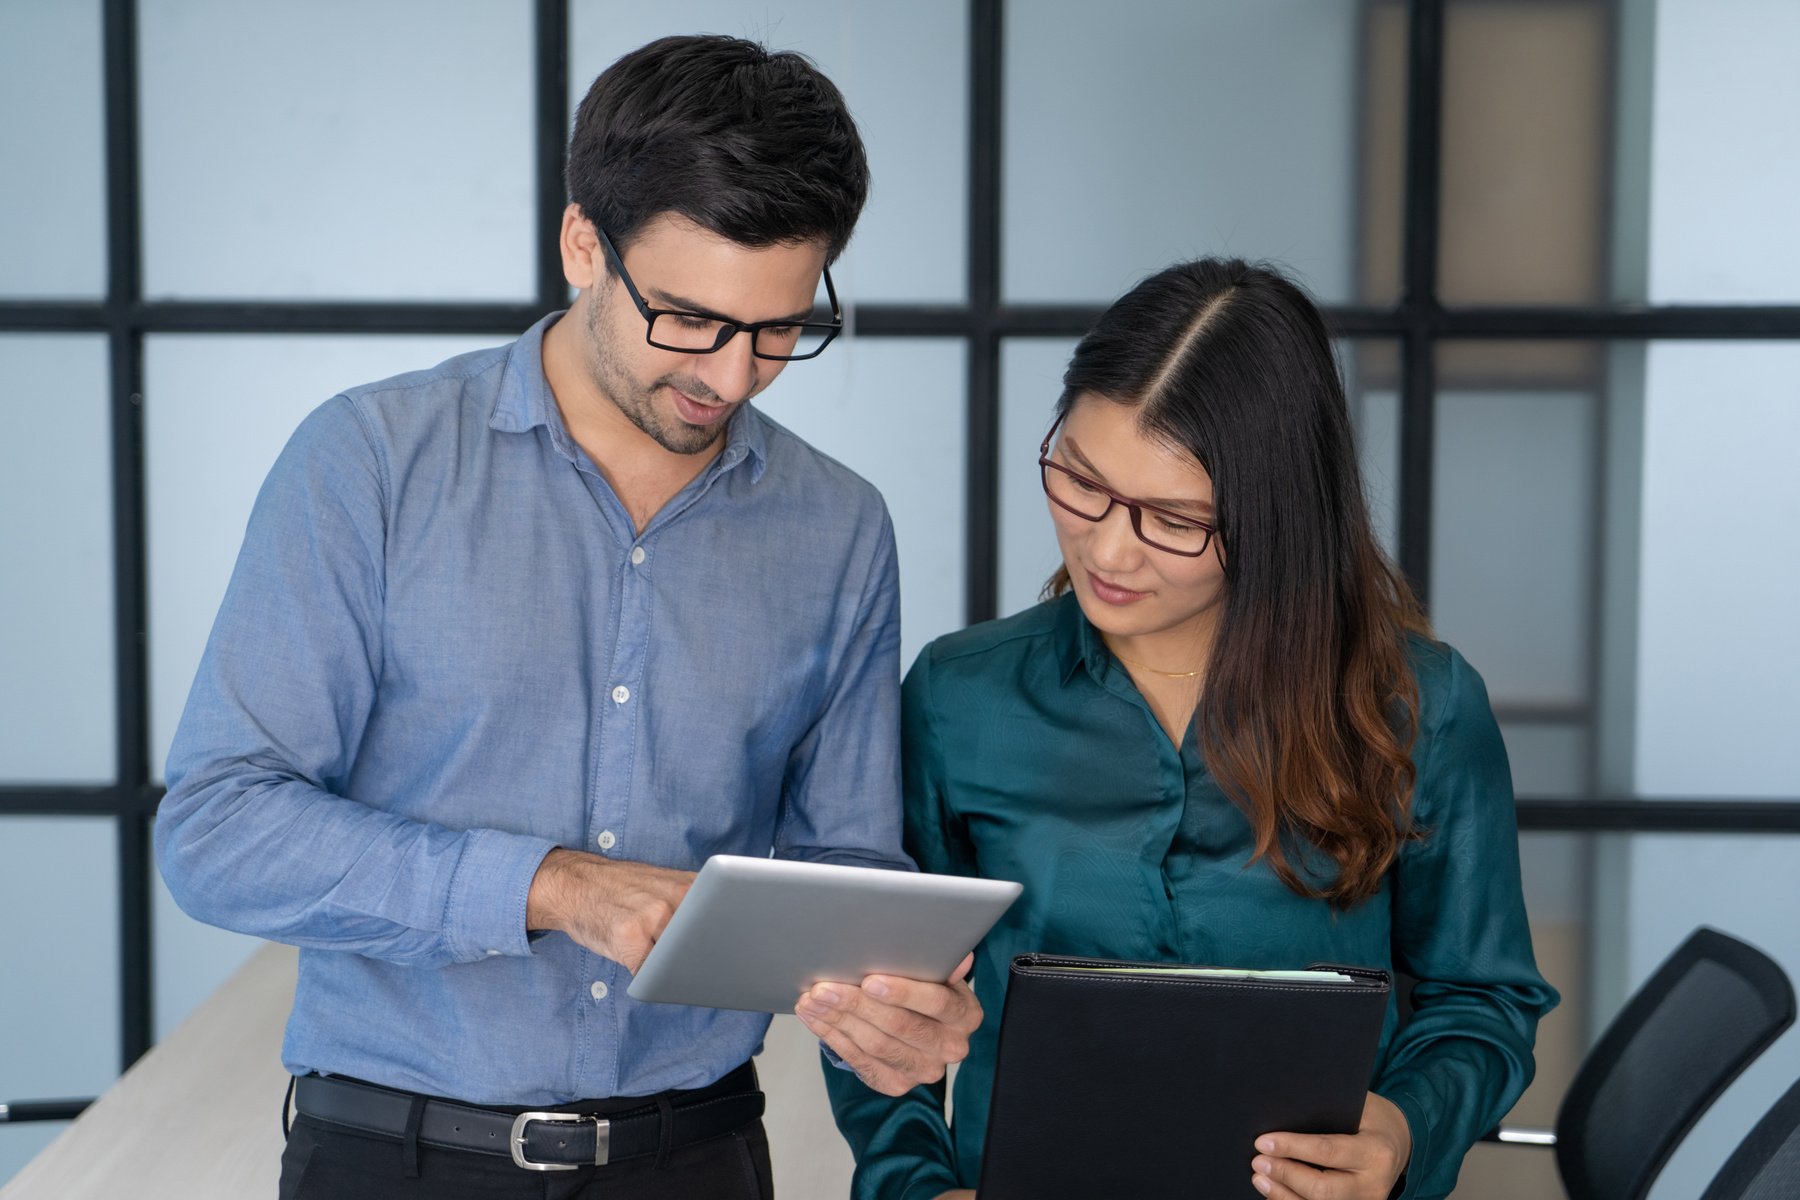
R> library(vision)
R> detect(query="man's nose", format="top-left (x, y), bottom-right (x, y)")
top-left (692, 329), bottom-right (759, 404)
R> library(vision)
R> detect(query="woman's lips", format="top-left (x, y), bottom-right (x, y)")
top-left (1085, 571), bottom-right (1149, 605)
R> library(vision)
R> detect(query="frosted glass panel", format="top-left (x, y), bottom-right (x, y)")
top-left (570, 1), bottom-right (967, 304)
top-left (998, 339), bottom-right (1076, 618)
top-left (144, 334), bottom-right (508, 779)
top-left (153, 871), bottom-right (263, 1041)
top-left (1621, 834), bottom-right (1800, 1198)
top-left (1636, 342), bottom-right (1800, 797)
top-left (0, 818), bottom-right (119, 1097)
top-left (0, 335), bottom-right (115, 784)
top-left (1645, 1), bottom-right (1800, 302)
top-left (1501, 721), bottom-right (1588, 799)
top-left (0, 0), bottom-right (105, 297)
top-left (758, 338), bottom-right (966, 668)
top-left (1437, 0), bottom-right (1609, 306)
top-left (0, 1123), bottom-right (67, 1191)
top-left (1006, 1), bottom-right (1368, 303)
top-left (1340, 345), bottom-right (1401, 561)
top-left (1431, 388), bottom-right (1594, 707)
top-left (138, 0), bottom-right (534, 301)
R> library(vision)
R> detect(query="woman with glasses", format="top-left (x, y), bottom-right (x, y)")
top-left (817, 259), bottom-right (1558, 1200)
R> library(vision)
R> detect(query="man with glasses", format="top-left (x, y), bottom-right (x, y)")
top-left (157, 34), bottom-right (978, 1199)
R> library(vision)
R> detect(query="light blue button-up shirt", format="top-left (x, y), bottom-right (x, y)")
top-left (157, 312), bottom-right (907, 1105)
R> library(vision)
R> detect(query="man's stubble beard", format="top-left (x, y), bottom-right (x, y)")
top-left (585, 295), bottom-right (732, 457)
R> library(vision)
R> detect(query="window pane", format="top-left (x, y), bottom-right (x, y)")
top-left (1439, 0), bottom-right (1610, 306)
top-left (138, 0), bottom-right (534, 301)
top-left (1501, 722), bottom-right (1589, 800)
top-left (1462, 831), bottom-right (1800, 1197)
top-left (1005, 0), bottom-right (1394, 305)
top-left (0, 1123), bottom-right (70, 1192)
top-left (0, 0), bottom-right (105, 298)
top-left (1342, 342), bottom-right (1402, 561)
top-left (144, 333), bottom-right (508, 779)
top-left (1616, 833), bottom-right (1800, 1198)
top-left (1635, 342), bottom-right (1800, 797)
top-left (1637, 1), bottom-right (1800, 303)
top-left (0, 335), bottom-right (115, 784)
top-left (1431, 380), bottom-right (1597, 710)
top-left (153, 870), bottom-right (263, 1041)
top-left (0, 817), bottom-right (120, 1098)
top-left (569, 1), bottom-right (968, 304)
top-left (998, 338), bottom-right (1075, 618)
top-left (756, 338), bottom-right (966, 668)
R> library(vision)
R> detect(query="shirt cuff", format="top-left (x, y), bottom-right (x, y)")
top-left (442, 828), bottom-right (558, 963)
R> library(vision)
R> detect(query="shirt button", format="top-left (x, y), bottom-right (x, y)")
top-left (612, 685), bottom-right (630, 704)
top-left (596, 830), bottom-right (617, 851)
top-left (630, 546), bottom-right (646, 566)
top-left (590, 981), bottom-right (609, 1001)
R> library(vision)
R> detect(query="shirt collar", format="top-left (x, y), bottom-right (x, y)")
top-left (489, 310), bottom-right (768, 484)
top-left (1052, 590), bottom-right (1112, 686)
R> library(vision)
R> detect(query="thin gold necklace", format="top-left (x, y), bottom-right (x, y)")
top-left (1110, 649), bottom-right (1202, 679)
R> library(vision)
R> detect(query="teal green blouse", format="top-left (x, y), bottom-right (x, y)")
top-left (823, 594), bottom-right (1558, 1200)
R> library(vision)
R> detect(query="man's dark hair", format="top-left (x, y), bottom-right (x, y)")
top-left (567, 34), bottom-right (870, 263)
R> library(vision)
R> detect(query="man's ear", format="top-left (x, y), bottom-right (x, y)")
top-left (560, 204), bottom-right (601, 291)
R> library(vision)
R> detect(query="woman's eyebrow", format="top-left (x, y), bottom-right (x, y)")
top-left (1062, 437), bottom-right (1214, 515)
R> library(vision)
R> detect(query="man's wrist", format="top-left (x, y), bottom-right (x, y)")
top-left (526, 847), bottom-right (583, 933)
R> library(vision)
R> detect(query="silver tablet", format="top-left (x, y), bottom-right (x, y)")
top-left (626, 855), bottom-right (1023, 1013)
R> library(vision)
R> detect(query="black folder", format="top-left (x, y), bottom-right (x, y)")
top-left (976, 953), bottom-right (1392, 1199)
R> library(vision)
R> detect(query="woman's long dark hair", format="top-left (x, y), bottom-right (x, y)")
top-left (1047, 258), bottom-right (1430, 908)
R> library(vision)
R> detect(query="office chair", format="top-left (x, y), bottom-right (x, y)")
top-left (1700, 1074), bottom-right (1800, 1200)
top-left (1489, 926), bottom-right (1795, 1200)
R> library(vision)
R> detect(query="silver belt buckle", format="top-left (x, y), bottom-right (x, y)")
top-left (509, 1111), bottom-right (610, 1171)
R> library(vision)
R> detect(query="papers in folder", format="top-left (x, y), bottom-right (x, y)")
top-left (1055, 965), bottom-right (1356, 983)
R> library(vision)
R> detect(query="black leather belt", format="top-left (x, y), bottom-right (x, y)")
top-left (292, 1062), bottom-right (764, 1172)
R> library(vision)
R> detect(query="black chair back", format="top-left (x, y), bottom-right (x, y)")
top-left (1701, 1074), bottom-right (1800, 1200)
top-left (1558, 927), bottom-right (1796, 1200)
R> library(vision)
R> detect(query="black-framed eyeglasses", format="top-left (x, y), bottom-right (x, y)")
top-left (595, 225), bottom-right (844, 361)
top-left (1038, 411), bottom-right (1218, 557)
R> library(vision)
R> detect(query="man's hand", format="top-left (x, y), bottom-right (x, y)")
top-left (525, 848), bottom-right (694, 973)
top-left (795, 953), bottom-right (983, 1096)
top-left (1251, 1091), bottom-right (1411, 1199)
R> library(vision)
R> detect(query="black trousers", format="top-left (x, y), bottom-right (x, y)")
top-left (279, 1089), bottom-right (775, 1200)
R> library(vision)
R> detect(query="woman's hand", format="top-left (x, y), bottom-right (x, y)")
top-left (932, 1192), bottom-right (976, 1199)
top-left (1250, 1092), bottom-right (1410, 1199)
top-left (796, 954), bottom-right (983, 1096)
